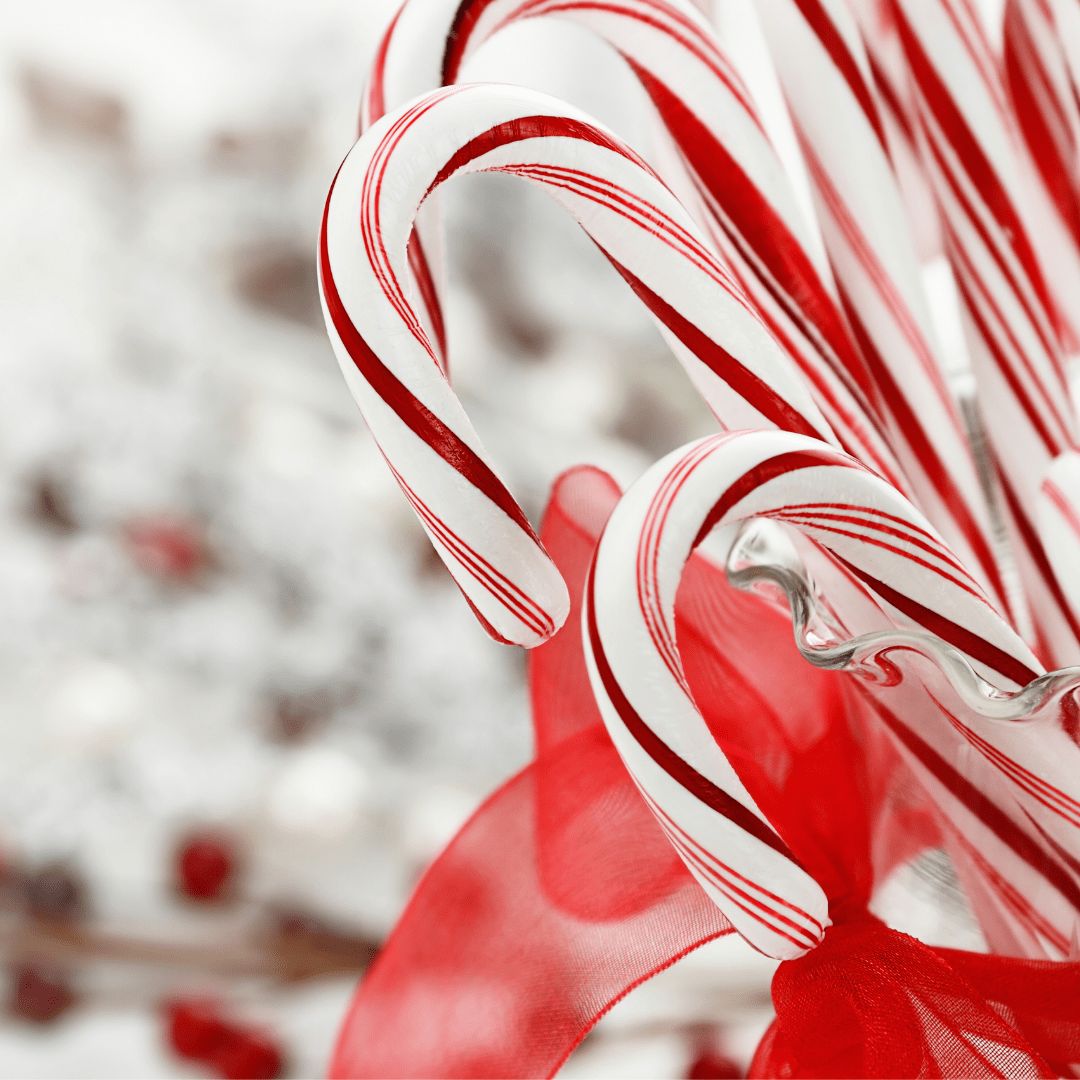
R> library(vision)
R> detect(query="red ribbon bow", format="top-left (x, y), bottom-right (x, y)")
top-left (330, 467), bottom-right (1080, 1079)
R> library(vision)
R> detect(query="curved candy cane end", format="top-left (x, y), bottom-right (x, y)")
top-left (587, 434), bottom-right (832, 958)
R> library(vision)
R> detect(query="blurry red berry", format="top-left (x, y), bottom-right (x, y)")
top-left (213, 1030), bottom-right (284, 1080)
top-left (126, 518), bottom-right (205, 582)
top-left (9, 964), bottom-right (75, 1024)
top-left (165, 998), bottom-right (232, 1061)
top-left (176, 835), bottom-right (233, 902)
top-left (687, 1050), bottom-right (741, 1079)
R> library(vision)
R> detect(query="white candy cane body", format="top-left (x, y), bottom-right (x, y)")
top-left (363, 0), bottom-right (911, 493)
top-left (320, 83), bottom-right (835, 647)
top-left (756, 0), bottom-right (1007, 619)
top-left (894, 0), bottom-right (1080, 666)
top-left (588, 429), bottom-right (1080, 959)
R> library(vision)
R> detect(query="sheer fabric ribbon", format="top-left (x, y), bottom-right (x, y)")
top-left (330, 468), bottom-right (1080, 1079)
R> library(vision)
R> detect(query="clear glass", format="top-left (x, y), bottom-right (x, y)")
top-left (725, 519), bottom-right (1080, 961)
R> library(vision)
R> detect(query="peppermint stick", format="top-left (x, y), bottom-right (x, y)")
top-left (320, 83), bottom-right (834, 647)
top-left (1049, 0), bottom-right (1080, 127)
top-left (847, 0), bottom-right (945, 261)
top-left (363, 0), bottom-right (910, 492)
top-left (1005, 0), bottom-right (1080, 255)
top-left (755, 0), bottom-right (1007, 618)
top-left (893, 0), bottom-right (1080, 665)
top-left (589, 429), bottom-right (1080, 959)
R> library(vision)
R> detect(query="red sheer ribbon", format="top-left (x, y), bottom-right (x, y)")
top-left (330, 467), bottom-right (1080, 1079)
top-left (329, 468), bottom-right (733, 1079)
top-left (753, 915), bottom-right (1080, 1078)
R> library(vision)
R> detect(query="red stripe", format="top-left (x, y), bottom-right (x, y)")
top-left (691, 448), bottom-right (861, 548)
top-left (481, 0), bottom-right (765, 128)
top-left (661, 826), bottom-right (814, 949)
top-left (642, 787), bottom-right (822, 934)
top-left (508, 162), bottom-right (737, 295)
top-left (835, 556), bottom-right (1040, 686)
top-left (948, 823), bottom-right (1070, 953)
top-left (779, 514), bottom-right (987, 602)
top-left (650, 813), bottom-right (819, 948)
top-left (638, 454), bottom-right (696, 689)
top-left (389, 461), bottom-right (554, 637)
top-left (1021, 809), bottom-right (1080, 880)
top-left (861, 688), bottom-right (1080, 914)
top-left (997, 467), bottom-right (1080, 645)
top-left (427, 114), bottom-right (658, 198)
top-left (923, 120), bottom-right (1064, 380)
top-left (681, 177), bottom-right (911, 490)
top-left (653, 813), bottom-right (818, 945)
top-left (626, 58), bottom-right (879, 412)
top-left (1043, 477), bottom-right (1080, 541)
top-left (773, 509), bottom-right (984, 595)
top-left (406, 230), bottom-right (447, 369)
top-left (1005, 1), bottom-right (1080, 246)
top-left (939, 704), bottom-right (1080, 828)
top-left (895, 5), bottom-right (1060, 338)
top-left (443, 0), bottom-right (499, 83)
top-left (686, 165), bottom-right (889, 449)
top-left (835, 285), bottom-right (1007, 606)
top-left (941, 0), bottom-right (1012, 121)
top-left (585, 557), bottom-right (804, 866)
top-left (868, 51), bottom-right (915, 145)
top-left (948, 247), bottom-right (1066, 457)
top-left (541, 1), bottom-right (763, 121)
top-left (637, 439), bottom-right (725, 693)
top-left (944, 206), bottom-right (1070, 443)
top-left (790, 0), bottom-right (889, 152)
top-left (772, 500), bottom-right (952, 547)
top-left (775, 502), bottom-right (975, 582)
top-left (320, 172), bottom-right (542, 548)
top-left (362, 91), bottom-right (460, 364)
top-left (800, 132), bottom-right (955, 413)
top-left (600, 252), bottom-right (827, 442)
top-left (362, 2), bottom-right (406, 129)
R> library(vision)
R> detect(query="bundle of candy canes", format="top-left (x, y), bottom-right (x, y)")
top-left (318, 0), bottom-right (1080, 1076)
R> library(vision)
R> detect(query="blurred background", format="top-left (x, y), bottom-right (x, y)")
top-left (0, 2), bottom-right (996, 1077)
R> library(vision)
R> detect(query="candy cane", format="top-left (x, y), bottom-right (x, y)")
top-left (587, 428), bottom-right (1080, 959)
top-left (1049, 0), bottom-right (1080, 122)
top-left (847, 0), bottom-right (945, 261)
top-left (1005, 0), bottom-right (1080, 252)
top-left (320, 82), bottom-right (836, 647)
top-left (1037, 451), bottom-right (1080, 617)
top-left (362, 0), bottom-right (911, 493)
top-left (754, 0), bottom-right (1008, 620)
top-left (892, 0), bottom-right (1080, 666)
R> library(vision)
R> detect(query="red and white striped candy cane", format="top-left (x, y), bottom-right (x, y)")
top-left (362, 0), bottom-right (911, 493)
top-left (585, 438), bottom-right (827, 958)
top-left (320, 83), bottom-right (835, 647)
top-left (893, 0), bottom-right (1080, 665)
top-left (847, 0), bottom-right (945, 261)
top-left (1005, 0), bottom-right (1080, 253)
top-left (755, 0), bottom-right (1008, 619)
top-left (1038, 450), bottom-right (1080, 616)
top-left (1049, 0), bottom-right (1080, 122)
top-left (587, 428), bottom-right (1080, 959)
